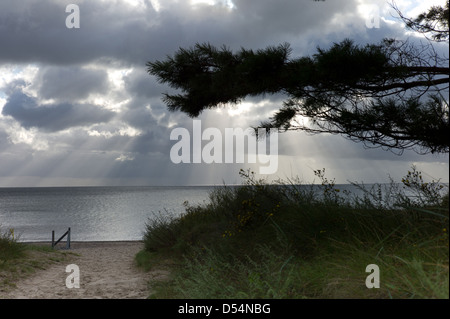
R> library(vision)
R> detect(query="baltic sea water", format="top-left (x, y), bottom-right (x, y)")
top-left (0, 183), bottom-right (438, 242)
top-left (0, 186), bottom-right (213, 242)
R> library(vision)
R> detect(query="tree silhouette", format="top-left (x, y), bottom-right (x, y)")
top-left (147, 1), bottom-right (449, 154)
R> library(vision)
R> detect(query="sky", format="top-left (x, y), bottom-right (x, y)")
top-left (0, 0), bottom-right (448, 187)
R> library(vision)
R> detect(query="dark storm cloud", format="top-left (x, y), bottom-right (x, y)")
top-left (34, 66), bottom-right (110, 101)
top-left (0, 0), bottom-right (156, 64)
top-left (0, 0), bottom-right (364, 65)
top-left (0, 0), bottom-right (198, 65)
top-left (123, 68), bottom-right (172, 99)
top-left (231, 0), bottom-right (353, 36)
top-left (129, 129), bottom-right (172, 155)
top-left (121, 106), bottom-right (159, 128)
top-left (2, 91), bottom-right (115, 132)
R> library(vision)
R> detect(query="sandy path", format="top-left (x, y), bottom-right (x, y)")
top-left (2, 241), bottom-right (168, 299)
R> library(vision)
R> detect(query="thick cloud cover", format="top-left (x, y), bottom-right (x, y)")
top-left (0, 0), bottom-right (448, 186)
top-left (2, 91), bottom-right (115, 131)
top-left (34, 66), bottom-right (110, 101)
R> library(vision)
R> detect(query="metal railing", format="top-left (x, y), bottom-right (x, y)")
top-left (52, 227), bottom-right (71, 249)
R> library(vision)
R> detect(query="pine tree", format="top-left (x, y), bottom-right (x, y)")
top-left (147, 1), bottom-right (449, 154)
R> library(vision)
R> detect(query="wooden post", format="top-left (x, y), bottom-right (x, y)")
top-left (52, 230), bottom-right (55, 248)
top-left (66, 227), bottom-right (71, 249)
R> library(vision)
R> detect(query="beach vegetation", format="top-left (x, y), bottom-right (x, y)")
top-left (0, 231), bottom-right (73, 294)
top-left (140, 167), bottom-right (449, 299)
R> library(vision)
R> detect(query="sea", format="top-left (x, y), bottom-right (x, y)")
top-left (0, 186), bottom-right (214, 242)
top-left (0, 183), bottom-right (445, 243)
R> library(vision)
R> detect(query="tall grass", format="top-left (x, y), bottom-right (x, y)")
top-left (0, 227), bottom-right (25, 262)
top-left (141, 167), bottom-right (449, 299)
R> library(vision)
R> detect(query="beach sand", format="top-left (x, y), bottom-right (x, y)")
top-left (2, 241), bottom-right (169, 299)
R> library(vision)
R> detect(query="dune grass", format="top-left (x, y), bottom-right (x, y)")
top-left (140, 167), bottom-right (449, 299)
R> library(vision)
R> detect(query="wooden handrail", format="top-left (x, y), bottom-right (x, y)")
top-left (52, 227), bottom-right (71, 249)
